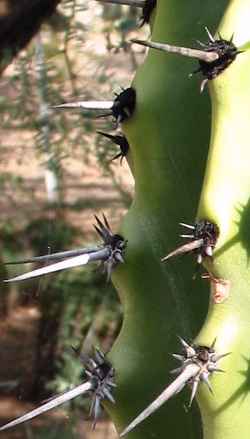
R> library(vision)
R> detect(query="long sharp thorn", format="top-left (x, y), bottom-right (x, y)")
top-left (172, 354), bottom-right (185, 362)
top-left (130, 39), bottom-right (219, 63)
top-left (94, 397), bottom-right (101, 421)
top-left (120, 363), bottom-right (200, 437)
top-left (91, 397), bottom-right (101, 429)
top-left (0, 381), bottom-right (93, 431)
top-left (95, 0), bottom-right (145, 6)
top-left (177, 337), bottom-right (196, 357)
top-left (4, 253), bottom-right (91, 283)
top-left (189, 379), bottom-right (199, 407)
top-left (180, 234), bottom-right (195, 239)
top-left (52, 101), bottom-right (114, 110)
top-left (161, 239), bottom-right (204, 262)
top-left (196, 40), bottom-right (207, 48)
top-left (170, 367), bottom-right (183, 375)
top-left (213, 352), bottom-right (231, 362)
top-left (179, 222), bottom-right (195, 230)
top-left (88, 248), bottom-right (111, 263)
top-left (200, 78), bottom-right (208, 93)
top-left (103, 387), bottom-right (115, 404)
top-left (94, 216), bottom-right (110, 240)
top-left (94, 215), bottom-right (105, 230)
top-left (94, 349), bottom-right (105, 364)
top-left (94, 224), bottom-right (104, 240)
top-left (205, 26), bottom-right (215, 42)
top-left (89, 396), bottom-right (95, 417)
top-left (94, 222), bottom-right (109, 242)
top-left (111, 152), bottom-right (123, 162)
top-left (213, 368), bottom-right (225, 373)
top-left (211, 337), bottom-right (217, 349)
top-left (97, 131), bottom-right (115, 141)
top-left (4, 247), bottom-right (99, 265)
top-left (116, 114), bottom-right (122, 125)
top-left (202, 375), bottom-right (213, 394)
top-left (106, 261), bottom-right (113, 282)
top-left (115, 252), bottom-right (125, 264)
top-left (106, 380), bottom-right (117, 387)
top-left (102, 213), bottom-right (111, 231)
top-left (178, 336), bottom-right (190, 349)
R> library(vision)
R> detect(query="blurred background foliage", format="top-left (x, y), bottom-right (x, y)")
top-left (0, 1), bottom-right (147, 437)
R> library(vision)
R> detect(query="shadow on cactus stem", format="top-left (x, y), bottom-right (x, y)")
top-left (214, 354), bottom-right (250, 415)
top-left (212, 197), bottom-right (250, 262)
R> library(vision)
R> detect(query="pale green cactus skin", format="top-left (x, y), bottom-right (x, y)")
top-left (196, 1), bottom-right (250, 439)
top-left (104, 0), bottom-right (250, 438)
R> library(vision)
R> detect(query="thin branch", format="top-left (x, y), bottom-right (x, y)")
top-left (120, 363), bottom-right (200, 437)
top-left (0, 382), bottom-right (93, 431)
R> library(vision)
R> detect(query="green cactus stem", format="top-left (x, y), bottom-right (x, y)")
top-left (195, 1), bottom-right (250, 439)
top-left (101, 0), bottom-right (250, 438)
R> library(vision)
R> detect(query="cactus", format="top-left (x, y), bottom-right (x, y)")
top-left (106, 1), bottom-right (250, 439)
top-left (2, 0), bottom-right (250, 438)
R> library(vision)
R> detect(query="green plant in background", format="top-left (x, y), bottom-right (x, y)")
top-left (0, 1), bottom-right (133, 421)
top-left (1, 215), bottom-right (122, 400)
top-left (1, 0), bottom-right (250, 439)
